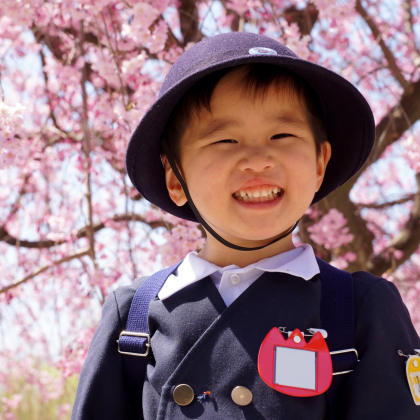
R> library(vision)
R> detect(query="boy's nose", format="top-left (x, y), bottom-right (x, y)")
top-left (237, 149), bottom-right (276, 173)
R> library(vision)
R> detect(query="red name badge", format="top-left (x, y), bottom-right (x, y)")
top-left (258, 328), bottom-right (333, 397)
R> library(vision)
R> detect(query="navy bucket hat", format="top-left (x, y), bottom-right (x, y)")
top-left (126, 32), bottom-right (375, 223)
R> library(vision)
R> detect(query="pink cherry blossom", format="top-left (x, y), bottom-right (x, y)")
top-left (0, 102), bottom-right (26, 166)
top-left (402, 134), bottom-right (420, 172)
top-left (308, 209), bottom-right (354, 250)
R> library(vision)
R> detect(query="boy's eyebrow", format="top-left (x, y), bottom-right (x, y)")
top-left (198, 119), bottom-right (241, 139)
top-left (198, 113), bottom-right (307, 140)
top-left (267, 113), bottom-right (307, 127)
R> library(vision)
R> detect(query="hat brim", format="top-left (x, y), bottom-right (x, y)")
top-left (126, 38), bottom-right (375, 222)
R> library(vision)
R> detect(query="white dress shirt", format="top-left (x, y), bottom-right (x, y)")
top-left (158, 244), bottom-right (320, 307)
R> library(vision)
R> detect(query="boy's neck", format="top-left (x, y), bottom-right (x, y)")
top-left (197, 233), bottom-right (296, 268)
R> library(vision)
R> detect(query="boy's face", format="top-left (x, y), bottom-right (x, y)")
top-left (165, 68), bottom-right (331, 247)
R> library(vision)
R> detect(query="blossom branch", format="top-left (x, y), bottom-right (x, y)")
top-left (79, 22), bottom-right (98, 270)
top-left (122, 178), bottom-right (138, 279)
top-left (39, 48), bottom-right (61, 131)
top-left (0, 68), bottom-right (4, 102)
top-left (219, 0), bottom-right (241, 32)
top-left (343, 77), bottom-right (420, 193)
top-left (100, 11), bottom-right (128, 105)
top-left (367, 173), bottom-right (420, 276)
top-left (42, 126), bottom-right (83, 146)
top-left (282, 3), bottom-right (319, 36)
top-left (2, 175), bottom-right (30, 227)
top-left (179, 0), bottom-right (203, 44)
top-left (131, 192), bottom-right (143, 201)
top-left (355, 0), bottom-right (408, 89)
top-left (0, 213), bottom-right (166, 248)
top-left (355, 194), bottom-right (415, 210)
top-left (0, 247), bottom-right (91, 294)
top-left (317, 187), bottom-right (375, 271)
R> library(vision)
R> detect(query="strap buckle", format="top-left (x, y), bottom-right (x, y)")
top-left (117, 331), bottom-right (150, 357)
top-left (330, 348), bottom-right (359, 375)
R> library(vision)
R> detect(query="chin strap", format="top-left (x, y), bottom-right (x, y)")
top-left (161, 140), bottom-right (299, 251)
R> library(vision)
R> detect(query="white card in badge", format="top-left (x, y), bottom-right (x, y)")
top-left (274, 346), bottom-right (317, 390)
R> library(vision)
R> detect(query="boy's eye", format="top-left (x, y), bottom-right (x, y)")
top-left (271, 133), bottom-right (294, 140)
top-left (213, 139), bottom-right (238, 144)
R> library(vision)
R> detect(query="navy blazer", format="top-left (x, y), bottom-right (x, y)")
top-left (72, 270), bottom-right (420, 419)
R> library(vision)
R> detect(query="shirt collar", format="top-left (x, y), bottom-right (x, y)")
top-left (158, 244), bottom-right (319, 301)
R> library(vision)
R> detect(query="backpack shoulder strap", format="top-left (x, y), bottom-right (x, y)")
top-left (317, 257), bottom-right (357, 373)
top-left (118, 262), bottom-right (182, 392)
top-left (317, 257), bottom-right (358, 419)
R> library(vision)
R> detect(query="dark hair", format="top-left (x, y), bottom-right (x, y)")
top-left (162, 63), bottom-right (328, 169)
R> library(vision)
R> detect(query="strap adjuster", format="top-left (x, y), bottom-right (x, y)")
top-left (330, 348), bottom-right (359, 375)
top-left (117, 331), bottom-right (150, 357)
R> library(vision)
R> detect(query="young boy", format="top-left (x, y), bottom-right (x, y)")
top-left (72, 32), bottom-right (420, 419)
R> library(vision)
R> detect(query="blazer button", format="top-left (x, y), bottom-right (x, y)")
top-left (231, 386), bottom-right (253, 406)
top-left (173, 384), bottom-right (195, 406)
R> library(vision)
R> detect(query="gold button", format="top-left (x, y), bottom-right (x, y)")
top-left (231, 386), bottom-right (253, 406)
top-left (173, 384), bottom-right (194, 406)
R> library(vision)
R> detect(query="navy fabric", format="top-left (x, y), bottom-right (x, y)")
top-left (125, 32), bottom-right (376, 222)
top-left (316, 258), bottom-right (357, 419)
top-left (118, 262), bottom-right (181, 392)
top-left (317, 258), bottom-right (358, 373)
top-left (72, 269), bottom-right (420, 420)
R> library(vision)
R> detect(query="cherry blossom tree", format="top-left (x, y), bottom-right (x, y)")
top-left (1, 0), bottom-right (420, 415)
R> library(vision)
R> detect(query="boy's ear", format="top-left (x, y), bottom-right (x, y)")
top-left (315, 141), bottom-right (332, 192)
top-left (162, 155), bottom-right (188, 206)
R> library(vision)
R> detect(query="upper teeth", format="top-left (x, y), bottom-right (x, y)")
top-left (234, 187), bottom-right (281, 198)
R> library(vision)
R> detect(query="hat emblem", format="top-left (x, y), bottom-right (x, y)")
top-left (248, 47), bottom-right (277, 56)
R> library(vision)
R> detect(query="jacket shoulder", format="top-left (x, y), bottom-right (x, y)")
top-left (350, 270), bottom-right (415, 323)
top-left (350, 269), bottom-right (420, 353)
top-left (351, 270), bottom-right (384, 319)
top-left (335, 271), bottom-right (420, 419)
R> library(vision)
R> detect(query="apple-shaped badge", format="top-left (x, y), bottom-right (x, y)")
top-left (258, 328), bottom-right (333, 397)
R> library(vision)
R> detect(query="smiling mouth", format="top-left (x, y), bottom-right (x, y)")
top-left (233, 186), bottom-right (284, 203)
